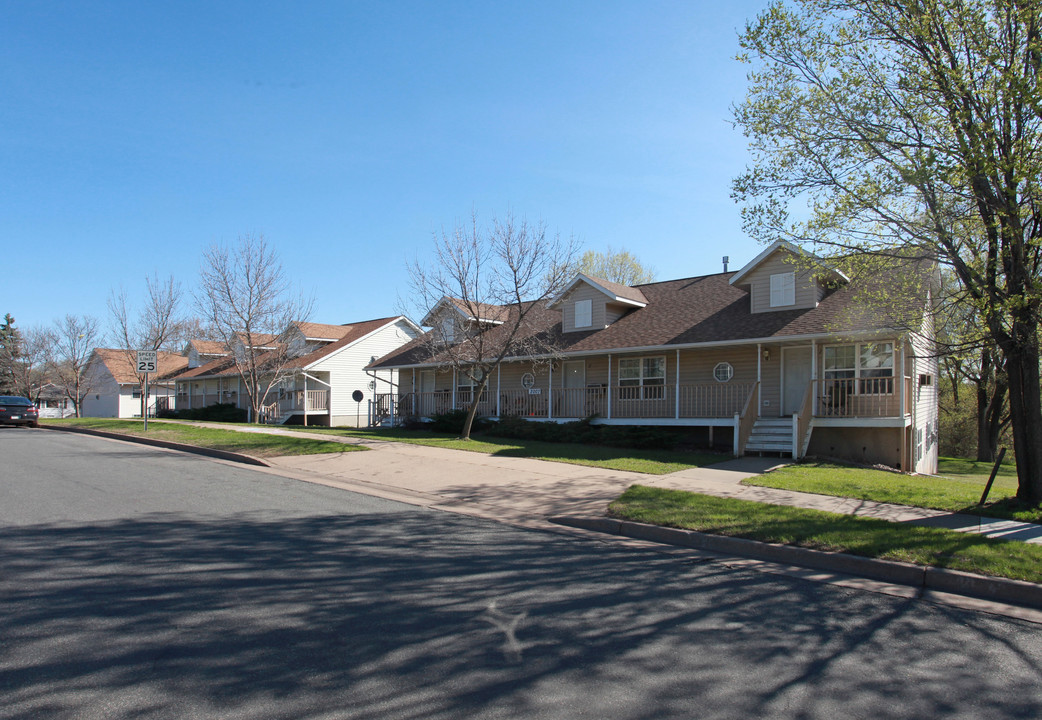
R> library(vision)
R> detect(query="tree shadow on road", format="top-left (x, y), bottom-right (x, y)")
top-left (2, 510), bottom-right (1041, 719)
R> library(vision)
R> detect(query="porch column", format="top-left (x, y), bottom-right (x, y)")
top-left (496, 365), bottom-right (501, 417)
top-left (303, 375), bottom-right (308, 427)
top-left (452, 367), bottom-right (457, 410)
top-left (899, 339), bottom-right (906, 417)
top-left (756, 343), bottom-right (762, 417)
top-left (219, 377), bottom-right (223, 402)
top-left (811, 340), bottom-right (818, 416)
top-left (411, 369), bottom-right (416, 416)
top-left (607, 354), bottom-right (612, 419)
top-left (675, 349), bottom-right (680, 419)
top-left (548, 362), bottom-right (553, 419)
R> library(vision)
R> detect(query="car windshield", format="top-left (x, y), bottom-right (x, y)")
top-left (0, 396), bottom-right (32, 406)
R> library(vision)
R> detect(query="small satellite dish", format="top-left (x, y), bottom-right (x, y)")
top-left (352, 390), bottom-right (364, 402)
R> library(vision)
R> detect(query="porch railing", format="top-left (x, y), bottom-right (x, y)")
top-left (397, 383), bottom-right (756, 421)
top-left (735, 382), bottom-right (759, 456)
top-left (814, 377), bottom-right (909, 418)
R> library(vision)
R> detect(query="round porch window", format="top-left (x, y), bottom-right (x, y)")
top-left (521, 372), bottom-right (536, 389)
top-left (713, 362), bottom-right (734, 383)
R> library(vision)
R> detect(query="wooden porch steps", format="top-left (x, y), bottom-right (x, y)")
top-left (745, 417), bottom-right (793, 455)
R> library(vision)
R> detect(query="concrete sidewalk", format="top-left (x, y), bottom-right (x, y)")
top-left (246, 426), bottom-right (1042, 544)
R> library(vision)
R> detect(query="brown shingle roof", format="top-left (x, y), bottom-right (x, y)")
top-left (176, 317), bottom-right (404, 379)
top-left (186, 339), bottom-right (227, 356)
top-left (92, 349), bottom-right (189, 384)
top-left (292, 321), bottom-right (356, 341)
top-left (371, 271), bottom-right (914, 369)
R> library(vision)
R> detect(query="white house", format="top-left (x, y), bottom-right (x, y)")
top-left (81, 349), bottom-right (189, 418)
top-left (173, 316), bottom-right (421, 426)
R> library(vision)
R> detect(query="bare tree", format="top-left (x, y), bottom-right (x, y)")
top-left (9, 325), bottom-right (54, 402)
top-left (407, 213), bottom-right (578, 440)
top-left (108, 274), bottom-right (186, 418)
top-left (196, 233), bottom-right (312, 422)
top-left (52, 314), bottom-right (102, 417)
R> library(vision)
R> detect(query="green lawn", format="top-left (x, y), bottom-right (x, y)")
top-left (43, 418), bottom-right (362, 458)
top-left (740, 457), bottom-right (1040, 522)
top-left (274, 425), bottom-right (726, 474)
top-left (609, 485), bottom-right (1042, 583)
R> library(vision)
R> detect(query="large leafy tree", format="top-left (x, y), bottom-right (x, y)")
top-left (574, 248), bottom-right (656, 285)
top-left (733, 0), bottom-right (1042, 503)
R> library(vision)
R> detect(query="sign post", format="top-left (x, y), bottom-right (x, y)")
top-left (137, 350), bottom-right (158, 431)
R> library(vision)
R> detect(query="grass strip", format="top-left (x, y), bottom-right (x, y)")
top-left (609, 485), bottom-right (1042, 584)
top-left (742, 459), bottom-right (1040, 523)
top-left (275, 425), bottom-right (725, 474)
top-left (44, 418), bottom-right (361, 458)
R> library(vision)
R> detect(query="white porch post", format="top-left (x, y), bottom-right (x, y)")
top-left (756, 343), bottom-right (762, 417)
top-left (496, 365), bottom-right (501, 417)
top-left (607, 354), bottom-right (613, 419)
top-left (452, 367), bottom-right (457, 410)
top-left (548, 362), bottom-right (553, 419)
top-left (675, 349), bottom-right (680, 419)
top-left (733, 413), bottom-right (740, 457)
top-left (411, 369), bottom-right (416, 416)
top-left (899, 339), bottom-right (906, 417)
top-left (811, 340), bottom-right (818, 416)
top-left (303, 375), bottom-right (308, 427)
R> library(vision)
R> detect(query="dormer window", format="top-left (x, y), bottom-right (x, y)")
top-left (439, 316), bottom-right (455, 343)
top-left (575, 300), bottom-right (592, 328)
top-left (770, 272), bottom-right (795, 307)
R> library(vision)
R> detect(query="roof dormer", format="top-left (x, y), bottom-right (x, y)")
top-left (548, 274), bottom-right (648, 333)
top-left (728, 241), bottom-right (848, 313)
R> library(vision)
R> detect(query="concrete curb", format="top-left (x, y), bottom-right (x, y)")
top-left (41, 424), bottom-right (270, 467)
top-left (549, 515), bottom-right (1042, 610)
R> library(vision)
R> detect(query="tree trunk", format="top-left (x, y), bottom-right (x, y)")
top-left (459, 373), bottom-right (492, 440)
top-left (1005, 344), bottom-right (1042, 505)
top-left (975, 349), bottom-right (1007, 463)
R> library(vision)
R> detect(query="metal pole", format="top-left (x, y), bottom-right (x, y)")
top-left (143, 371), bottom-right (149, 431)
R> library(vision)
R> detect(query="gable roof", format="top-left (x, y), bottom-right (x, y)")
top-left (548, 274), bottom-right (648, 309)
top-left (371, 270), bottom-right (916, 370)
top-left (728, 240), bottom-right (849, 287)
top-left (91, 348), bottom-right (189, 384)
top-left (291, 321), bottom-right (357, 341)
top-left (173, 316), bottom-right (416, 380)
top-left (185, 339), bottom-right (228, 356)
top-left (420, 297), bottom-right (509, 327)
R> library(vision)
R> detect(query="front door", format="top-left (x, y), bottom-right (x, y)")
top-left (562, 360), bottom-right (586, 417)
top-left (782, 347), bottom-right (812, 415)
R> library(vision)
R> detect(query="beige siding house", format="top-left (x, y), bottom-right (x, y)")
top-left (370, 242), bottom-right (940, 474)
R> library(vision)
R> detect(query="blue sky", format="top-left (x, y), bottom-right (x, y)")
top-left (2, 0), bottom-right (768, 337)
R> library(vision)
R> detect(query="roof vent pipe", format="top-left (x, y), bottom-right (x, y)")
top-left (722, 256), bottom-right (729, 272)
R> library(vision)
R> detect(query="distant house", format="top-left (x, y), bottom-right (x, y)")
top-left (369, 241), bottom-right (939, 473)
top-left (81, 349), bottom-right (189, 418)
top-left (172, 316), bottom-right (421, 426)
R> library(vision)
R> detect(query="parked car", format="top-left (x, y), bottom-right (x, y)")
top-left (0, 396), bottom-right (40, 427)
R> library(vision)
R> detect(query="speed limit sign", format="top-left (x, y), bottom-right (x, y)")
top-left (137, 350), bottom-right (158, 373)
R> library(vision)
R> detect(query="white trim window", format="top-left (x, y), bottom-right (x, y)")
top-left (713, 362), bottom-right (734, 383)
top-left (823, 342), bottom-right (894, 395)
top-left (770, 271), bottom-right (796, 307)
top-left (574, 299), bottom-right (593, 328)
top-left (618, 356), bottom-right (666, 400)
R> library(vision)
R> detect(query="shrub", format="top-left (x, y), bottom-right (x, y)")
top-left (160, 402), bottom-right (247, 423)
top-left (428, 409), bottom-right (489, 435)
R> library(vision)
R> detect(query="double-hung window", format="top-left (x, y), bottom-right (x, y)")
top-left (618, 356), bottom-right (666, 400)
top-left (823, 342), bottom-right (894, 396)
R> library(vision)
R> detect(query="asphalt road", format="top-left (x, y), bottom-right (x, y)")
top-left (4, 427), bottom-right (1042, 719)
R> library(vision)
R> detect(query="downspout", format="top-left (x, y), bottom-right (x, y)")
top-left (607, 354), bottom-right (612, 419)
top-left (452, 367), bottom-right (457, 410)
